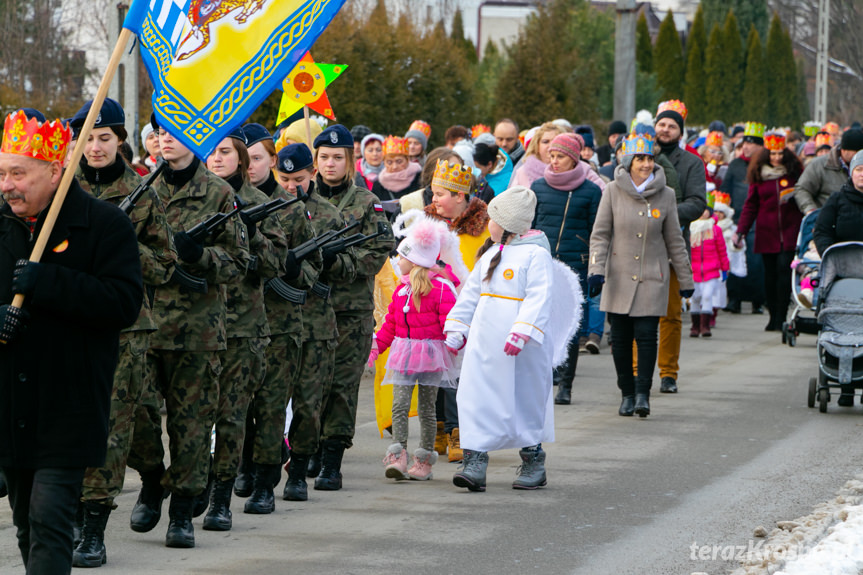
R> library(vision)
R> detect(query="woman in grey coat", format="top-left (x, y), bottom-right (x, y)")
top-left (588, 130), bottom-right (694, 418)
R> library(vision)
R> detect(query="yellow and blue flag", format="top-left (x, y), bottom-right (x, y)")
top-left (123, 0), bottom-right (346, 159)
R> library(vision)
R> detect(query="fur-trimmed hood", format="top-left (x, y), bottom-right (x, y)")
top-left (424, 197), bottom-right (490, 237)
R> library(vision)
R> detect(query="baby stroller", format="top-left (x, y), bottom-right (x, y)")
top-left (783, 209), bottom-right (821, 347)
top-left (807, 242), bottom-right (863, 412)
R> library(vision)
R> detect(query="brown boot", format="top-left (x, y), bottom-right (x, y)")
top-left (700, 313), bottom-right (712, 337)
top-left (689, 314), bottom-right (700, 337)
top-left (447, 428), bottom-right (463, 463)
top-left (434, 422), bottom-right (447, 457)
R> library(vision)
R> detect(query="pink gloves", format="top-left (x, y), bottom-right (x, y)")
top-left (367, 339), bottom-right (379, 367)
top-left (503, 333), bottom-right (530, 356)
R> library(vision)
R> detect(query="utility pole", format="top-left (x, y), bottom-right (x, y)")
top-left (108, 2), bottom-right (140, 156)
top-left (613, 0), bottom-right (637, 124)
top-left (814, 0), bottom-right (829, 124)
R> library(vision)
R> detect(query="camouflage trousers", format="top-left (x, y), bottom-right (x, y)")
top-left (213, 337), bottom-right (268, 480)
top-left (81, 332), bottom-right (149, 506)
top-left (127, 371), bottom-right (164, 474)
top-left (287, 338), bottom-right (336, 457)
top-left (320, 313), bottom-right (375, 449)
top-left (133, 349), bottom-right (222, 496)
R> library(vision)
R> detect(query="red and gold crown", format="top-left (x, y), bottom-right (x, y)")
top-left (471, 124), bottom-right (491, 139)
top-left (1, 111), bottom-right (72, 164)
top-left (764, 130), bottom-right (786, 152)
top-left (408, 120), bottom-right (431, 139)
top-left (657, 99), bottom-right (688, 122)
top-left (431, 159), bottom-right (473, 195)
top-left (815, 131), bottom-right (833, 148)
top-left (705, 131), bottom-right (724, 149)
top-left (382, 135), bottom-right (408, 157)
top-left (711, 190), bottom-right (731, 207)
top-left (822, 122), bottom-right (840, 137)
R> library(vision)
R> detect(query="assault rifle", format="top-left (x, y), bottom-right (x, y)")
top-left (289, 217), bottom-right (361, 264)
top-left (119, 159), bottom-right (166, 215)
top-left (169, 203), bottom-right (243, 293)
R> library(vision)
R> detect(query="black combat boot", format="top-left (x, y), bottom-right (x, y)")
top-left (233, 457), bottom-right (255, 498)
top-left (202, 478), bottom-right (234, 531)
top-left (72, 501), bottom-right (111, 567)
top-left (165, 494), bottom-right (195, 548)
top-left (306, 446), bottom-right (322, 478)
top-left (130, 464), bottom-right (168, 533)
top-left (192, 461), bottom-right (214, 518)
top-left (314, 440), bottom-right (345, 491)
top-left (244, 464), bottom-right (279, 514)
top-left (73, 499), bottom-right (84, 547)
top-left (283, 453), bottom-right (310, 501)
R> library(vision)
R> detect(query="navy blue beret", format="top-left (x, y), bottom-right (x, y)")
top-left (313, 124), bottom-right (353, 149)
top-left (227, 125), bottom-right (247, 145)
top-left (277, 143), bottom-right (314, 174)
top-left (70, 98), bottom-right (125, 129)
top-left (243, 123), bottom-right (271, 148)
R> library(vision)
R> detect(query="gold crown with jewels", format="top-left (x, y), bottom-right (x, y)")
top-left (622, 132), bottom-right (655, 156)
top-left (2, 110), bottom-right (72, 163)
top-left (764, 130), bottom-right (786, 152)
top-left (431, 159), bottom-right (473, 194)
top-left (382, 135), bottom-right (408, 156)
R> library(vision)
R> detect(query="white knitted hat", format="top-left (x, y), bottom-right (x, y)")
top-left (393, 210), bottom-right (467, 281)
top-left (487, 186), bottom-right (536, 235)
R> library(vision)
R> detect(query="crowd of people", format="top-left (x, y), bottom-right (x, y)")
top-left (2, 94), bottom-right (863, 575)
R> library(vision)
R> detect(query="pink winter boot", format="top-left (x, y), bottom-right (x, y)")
top-left (383, 444), bottom-right (409, 480)
top-left (407, 448), bottom-right (438, 481)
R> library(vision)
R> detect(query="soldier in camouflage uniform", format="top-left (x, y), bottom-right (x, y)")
top-left (237, 130), bottom-right (322, 512)
top-left (203, 130), bottom-right (287, 527)
top-left (128, 116), bottom-right (249, 549)
top-left (311, 126), bottom-right (394, 490)
top-left (67, 99), bottom-right (176, 568)
top-left (272, 144), bottom-right (341, 502)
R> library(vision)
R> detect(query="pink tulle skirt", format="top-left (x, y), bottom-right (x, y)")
top-left (382, 337), bottom-right (460, 388)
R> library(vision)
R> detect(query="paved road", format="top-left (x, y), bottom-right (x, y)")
top-left (2, 308), bottom-right (861, 575)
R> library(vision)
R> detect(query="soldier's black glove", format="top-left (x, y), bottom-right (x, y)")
top-left (284, 250), bottom-right (301, 281)
top-left (0, 304), bottom-right (29, 344)
top-left (680, 288), bottom-right (695, 299)
top-left (239, 211), bottom-right (257, 240)
top-left (174, 232), bottom-right (204, 263)
top-left (321, 240), bottom-right (346, 269)
top-left (12, 259), bottom-right (41, 296)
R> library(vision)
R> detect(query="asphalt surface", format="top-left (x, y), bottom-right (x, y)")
top-left (2, 307), bottom-right (862, 575)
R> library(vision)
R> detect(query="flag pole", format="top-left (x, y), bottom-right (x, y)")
top-left (303, 105), bottom-right (313, 149)
top-left (9, 28), bottom-right (133, 312)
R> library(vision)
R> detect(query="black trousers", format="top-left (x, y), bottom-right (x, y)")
top-left (761, 251), bottom-right (794, 328)
top-left (435, 387), bottom-right (459, 434)
top-left (608, 313), bottom-right (660, 396)
top-left (2, 466), bottom-right (85, 575)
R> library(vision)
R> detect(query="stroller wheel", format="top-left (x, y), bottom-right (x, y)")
top-left (788, 332), bottom-right (797, 347)
top-left (808, 377), bottom-right (817, 408)
top-left (781, 323), bottom-right (788, 344)
top-left (818, 388), bottom-right (829, 413)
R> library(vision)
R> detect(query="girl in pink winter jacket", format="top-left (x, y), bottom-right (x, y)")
top-left (369, 213), bottom-right (464, 481)
top-left (689, 209), bottom-right (730, 337)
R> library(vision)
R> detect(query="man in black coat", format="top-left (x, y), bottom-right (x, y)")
top-left (0, 110), bottom-right (142, 574)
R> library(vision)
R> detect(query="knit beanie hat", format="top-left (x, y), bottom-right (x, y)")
top-left (548, 132), bottom-right (584, 164)
top-left (351, 125), bottom-right (372, 143)
top-left (840, 129), bottom-right (863, 153)
top-left (487, 186), bottom-right (537, 235)
top-left (850, 150), bottom-right (863, 174)
top-left (360, 133), bottom-right (385, 153)
top-left (140, 123), bottom-right (154, 150)
top-left (608, 120), bottom-right (628, 137)
top-left (404, 129), bottom-right (428, 151)
top-left (392, 210), bottom-right (468, 281)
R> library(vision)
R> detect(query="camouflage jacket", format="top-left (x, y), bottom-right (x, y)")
top-left (259, 177), bottom-right (320, 342)
top-left (318, 178), bottom-right (394, 315)
top-left (149, 158), bottom-right (249, 351)
top-left (75, 158), bottom-right (175, 333)
top-left (225, 180), bottom-right (288, 339)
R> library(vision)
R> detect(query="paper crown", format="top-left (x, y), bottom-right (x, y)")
top-left (621, 132), bottom-right (655, 156)
top-left (743, 122), bottom-right (766, 139)
top-left (711, 190), bottom-right (731, 208)
top-left (764, 130), bottom-right (786, 151)
top-left (815, 131), bottom-right (833, 148)
top-left (408, 120), bottom-right (431, 139)
top-left (382, 135), bottom-right (408, 156)
top-left (822, 122), bottom-right (840, 136)
top-left (431, 159), bottom-right (473, 194)
top-left (705, 131), bottom-right (724, 149)
top-left (471, 124), bottom-right (491, 139)
top-left (803, 121), bottom-right (821, 138)
top-left (2, 110), bottom-right (72, 164)
top-left (657, 99), bottom-right (688, 122)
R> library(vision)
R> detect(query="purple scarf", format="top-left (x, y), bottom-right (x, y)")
top-left (543, 161), bottom-right (588, 191)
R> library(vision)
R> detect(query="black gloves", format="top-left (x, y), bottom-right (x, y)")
top-left (283, 250), bottom-right (301, 281)
top-left (321, 239), bottom-right (345, 269)
top-left (588, 275), bottom-right (605, 298)
top-left (12, 259), bottom-right (41, 297)
top-left (173, 232), bottom-right (204, 263)
top-left (680, 288), bottom-right (695, 299)
top-left (239, 211), bottom-right (257, 240)
top-left (0, 304), bottom-right (29, 344)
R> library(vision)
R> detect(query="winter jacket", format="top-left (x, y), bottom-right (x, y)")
top-left (720, 156), bottom-right (750, 224)
top-left (736, 171), bottom-right (802, 254)
top-left (813, 180), bottom-right (863, 256)
top-left (531, 176), bottom-right (602, 272)
top-left (659, 144), bottom-right (707, 229)
top-left (689, 222), bottom-right (730, 283)
top-left (375, 275), bottom-right (457, 350)
top-left (588, 164), bottom-right (694, 317)
top-left (795, 147), bottom-right (849, 215)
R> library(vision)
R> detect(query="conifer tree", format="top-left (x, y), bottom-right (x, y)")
top-left (683, 5), bottom-right (707, 124)
top-left (721, 10), bottom-right (744, 122)
top-left (741, 25), bottom-right (767, 122)
top-left (477, 40), bottom-right (506, 124)
top-left (765, 12), bottom-right (798, 127)
top-left (451, 9), bottom-right (478, 65)
top-left (704, 24), bottom-right (725, 123)
top-left (654, 9), bottom-right (684, 101)
top-left (635, 12), bottom-right (653, 74)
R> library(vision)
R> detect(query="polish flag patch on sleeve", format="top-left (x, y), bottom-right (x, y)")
top-left (373, 203), bottom-right (384, 212)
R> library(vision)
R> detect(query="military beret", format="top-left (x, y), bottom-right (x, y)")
top-left (314, 124), bottom-right (353, 149)
top-left (70, 98), bottom-right (125, 130)
top-left (277, 143), bottom-right (314, 174)
top-left (227, 125), bottom-right (247, 145)
top-left (243, 123), bottom-right (271, 148)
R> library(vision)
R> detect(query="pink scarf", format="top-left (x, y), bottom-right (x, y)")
top-left (378, 162), bottom-right (422, 194)
top-left (543, 161), bottom-right (588, 191)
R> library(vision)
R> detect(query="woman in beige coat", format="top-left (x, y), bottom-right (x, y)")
top-left (588, 130), bottom-right (694, 418)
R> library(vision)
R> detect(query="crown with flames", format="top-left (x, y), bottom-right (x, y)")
top-left (657, 99), bottom-right (688, 122)
top-left (1, 110), bottom-right (72, 164)
top-left (431, 159), bottom-right (473, 195)
top-left (821, 121), bottom-right (840, 136)
top-left (803, 121), bottom-right (821, 138)
top-left (814, 131), bottom-right (833, 148)
top-left (764, 130), bottom-right (786, 152)
top-left (711, 190), bottom-right (731, 208)
top-left (705, 131), bottom-right (724, 149)
top-left (382, 135), bottom-right (408, 157)
top-left (743, 122), bottom-right (766, 140)
top-left (621, 132), bottom-right (655, 157)
top-left (408, 120), bottom-right (431, 139)
top-left (471, 124), bottom-right (491, 139)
